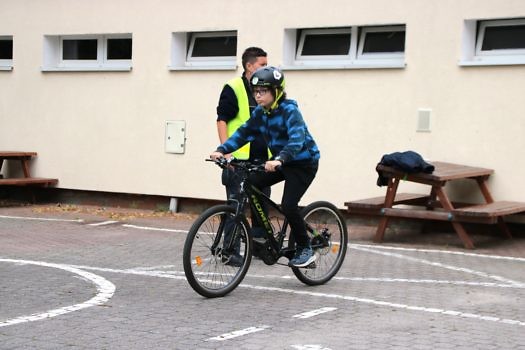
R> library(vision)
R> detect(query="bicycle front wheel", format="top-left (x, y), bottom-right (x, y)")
top-left (183, 205), bottom-right (252, 298)
top-left (292, 201), bottom-right (348, 285)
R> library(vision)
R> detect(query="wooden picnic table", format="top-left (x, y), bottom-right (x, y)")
top-left (346, 161), bottom-right (525, 249)
top-left (0, 151), bottom-right (58, 187)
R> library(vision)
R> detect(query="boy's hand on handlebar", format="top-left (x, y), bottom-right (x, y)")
top-left (265, 160), bottom-right (282, 172)
top-left (210, 151), bottom-right (225, 161)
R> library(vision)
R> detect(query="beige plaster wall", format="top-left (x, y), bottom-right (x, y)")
top-left (1, 0), bottom-right (524, 207)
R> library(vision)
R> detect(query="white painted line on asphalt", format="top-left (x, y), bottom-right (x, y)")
top-left (121, 223), bottom-right (525, 263)
top-left (207, 325), bottom-right (270, 341)
top-left (67, 263), bottom-right (525, 327)
top-left (0, 215), bottom-right (84, 223)
top-left (333, 276), bottom-right (524, 289)
top-left (132, 265), bottom-right (177, 271)
top-left (66, 264), bottom-right (188, 280)
top-left (293, 307), bottom-right (337, 319)
top-left (88, 220), bottom-right (118, 226)
top-left (349, 243), bottom-right (525, 263)
top-left (291, 345), bottom-right (332, 350)
top-left (349, 245), bottom-right (525, 287)
top-left (119, 221), bottom-right (525, 263)
top-left (0, 258), bottom-right (115, 328)
top-left (240, 284), bottom-right (525, 327)
top-left (122, 224), bottom-right (188, 234)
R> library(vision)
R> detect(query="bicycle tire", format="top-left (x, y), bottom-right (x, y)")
top-left (291, 201), bottom-right (348, 285)
top-left (183, 204), bottom-right (252, 298)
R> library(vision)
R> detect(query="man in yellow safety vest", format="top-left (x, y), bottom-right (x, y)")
top-left (215, 47), bottom-right (270, 252)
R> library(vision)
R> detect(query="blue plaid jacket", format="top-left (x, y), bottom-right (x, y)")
top-left (217, 99), bottom-right (320, 165)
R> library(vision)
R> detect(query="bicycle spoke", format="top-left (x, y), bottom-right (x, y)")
top-left (183, 205), bottom-right (252, 297)
top-left (292, 201), bottom-right (348, 285)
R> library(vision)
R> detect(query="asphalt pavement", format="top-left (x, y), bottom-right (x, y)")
top-left (1, 204), bottom-right (524, 349)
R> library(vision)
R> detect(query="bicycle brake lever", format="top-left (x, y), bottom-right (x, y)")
top-left (206, 157), bottom-right (228, 168)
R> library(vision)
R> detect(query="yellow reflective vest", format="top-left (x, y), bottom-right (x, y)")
top-left (225, 77), bottom-right (251, 160)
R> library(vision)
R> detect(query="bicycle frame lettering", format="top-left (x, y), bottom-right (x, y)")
top-left (243, 182), bottom-right (290, 252)
top-left (250, 194), bottom-right (273, 236)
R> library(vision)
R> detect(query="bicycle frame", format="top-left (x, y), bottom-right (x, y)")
top-left (242, 181), bottom-right (291, 255)
top-left (212, 159), bottom-right (329, 261)
top-left (248, 186), bottom-right (329, 249)
top-left (229, 166), bottom-right (325, 260)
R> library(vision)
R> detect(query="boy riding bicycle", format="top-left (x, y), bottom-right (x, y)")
top-left (210, 66), bottom-right (320, 268)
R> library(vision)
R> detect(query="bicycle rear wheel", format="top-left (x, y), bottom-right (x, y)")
top-left (183, 205), bottom-right (252, 298)
top-left (292, 201), bottom-right (348, 285)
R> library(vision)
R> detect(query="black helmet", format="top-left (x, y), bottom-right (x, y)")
top-left (250, 66), bottom-right (285, 90)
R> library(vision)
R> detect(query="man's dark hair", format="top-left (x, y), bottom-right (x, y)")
top-left (241, 47), bottom-right (267, 70)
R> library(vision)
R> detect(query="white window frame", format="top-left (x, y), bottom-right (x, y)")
top-left (187, 31), bottom-right (236, 62)
top-left (357, 25), bottom-right (405, 60)
top-left (0, 35), bottom-right (13, 71)
top-left (460, 18), bottom-right (525, 66)
top-left (475, 19), bottom-right (525, 57)
top-left (170, 30), bottom-right (237, 71)
top-left (42, 33), bottom-right (132, 72)
top-left (283, 25), bottom-right (406, 70)
top-left (296, 28), bottom-right (354, 62)
top-left (104, 34), bottom-right (133, 66)
top-left (59, 35), bottom-right (101, 67)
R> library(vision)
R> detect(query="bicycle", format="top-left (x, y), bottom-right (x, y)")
top-left (182, 158), bottom-right (348, 298)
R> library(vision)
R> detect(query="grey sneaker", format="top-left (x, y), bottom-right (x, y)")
top-left (288, 246), bottom-right (316, 267)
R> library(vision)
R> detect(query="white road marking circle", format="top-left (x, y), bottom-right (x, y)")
top-left (0, 258), bottom-right (115, 328)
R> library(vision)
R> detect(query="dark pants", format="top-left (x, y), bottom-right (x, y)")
top-left (248, 162), bottom-right (318, 247)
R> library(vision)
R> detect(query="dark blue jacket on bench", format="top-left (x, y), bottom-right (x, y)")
top-left (376, 151), bottom-right (434, 186)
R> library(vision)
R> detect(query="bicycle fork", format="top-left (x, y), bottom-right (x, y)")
top-left (210, 212), bottom-right (242, 257)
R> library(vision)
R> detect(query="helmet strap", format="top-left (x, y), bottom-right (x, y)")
top-left (269, 88), bottom-right (283, 111)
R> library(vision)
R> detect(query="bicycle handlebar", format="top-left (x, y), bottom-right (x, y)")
top-left (206, 157), bottom-right (267, 173)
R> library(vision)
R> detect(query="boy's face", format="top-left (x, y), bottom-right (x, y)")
top-left (245, 56), bottom-right (268, 80)
top-left (252, 87), bottom-right (274, 109)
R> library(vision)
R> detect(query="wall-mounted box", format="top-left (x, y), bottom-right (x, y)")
top-left (165, 120), bottom-right (186, 154)
top-left (417, 108), bottom-right (432, 132)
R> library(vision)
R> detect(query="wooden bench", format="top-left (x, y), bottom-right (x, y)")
top-left (345, 192), bottom-right (431, 215)
top-left (0, 151), bottom-right (58, 188)
top-left (347, 196), bottom-right (525, 224)
top-left (0, 177), bottom-right (58, 186)
top-left (346, 162), bottom-right (525, 249)
top-left (452, 201), bottom-right (525, 224)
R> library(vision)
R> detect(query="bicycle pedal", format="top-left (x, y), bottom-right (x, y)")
top-left (304, 262), bottom-right (317, 269)
top-left (252, 237), bottom-right (267, 245)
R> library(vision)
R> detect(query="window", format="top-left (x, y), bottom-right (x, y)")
top-left (297, 28), bottom-right (352, 60)
top-left (107, 38), bottom-right (132, 60)
top-left (188, 32), bottom-right (236, 59)
top-left (477, 19), bottom-right (525, 56)
top-left (0, 36), bottom-right (13, 70)
top-left (460, 18), bottom-right (525, 66)
top-left (62, 38), bottom-right (98, 60)
top-left (358, 26), bottom-right (405, 59)
top-left (170, 31), bottom-right (237, 70)
top-left (284, 25), bottom-right (405, 70)
top-left (42, 34), bottom-right (132, 71)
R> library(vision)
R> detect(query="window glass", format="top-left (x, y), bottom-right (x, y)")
top-left (301, 32), bottom-right (351, 56)
top-left (107, 38), bottom-right (132, 59)
top-left (481, 25), bottom-right (525, 51)
top-left (0, 39), bottom-right (13, 59)
top-left (63, 39), bottom-right (97, 60)
top-left (362, 30), bottom-right (405, 53)
top-left (191, 35), bottom-right (236, 57)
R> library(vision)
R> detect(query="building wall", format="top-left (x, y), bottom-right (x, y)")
top-left (1, 0), bottom-right (524, 207)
